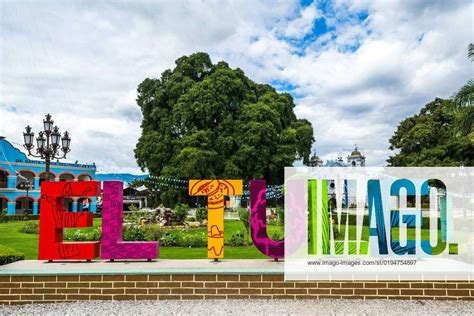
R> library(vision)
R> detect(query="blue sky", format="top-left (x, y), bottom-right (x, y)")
top-left (0, 0), bottom-right (472, 173)
top-left (273, 1), bottom-right (370, 93)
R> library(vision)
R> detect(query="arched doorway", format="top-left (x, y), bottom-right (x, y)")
top-left (16, 170), bottom-right (35, 190)
top-left (77, 174), bottom-right (92, 181)
top-left (15, 196), bottom-right (34, 215)
top-left (59, 173), bottom-right (74, 181)
top-left (64, 198), bottom-right (74, 212)
top-left (78, 198), bottom-right (91, 211)
top-left (39, 172), bottom-right (55, 187)
top-left (0, 169), bottom-right (9, 188)
top-left (0, 196), bottom-right (9, 213)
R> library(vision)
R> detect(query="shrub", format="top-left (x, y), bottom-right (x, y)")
top-left (142, 224), bottom-right (163, 241)
top-left (72, 230), bottom-right (89, 241)
top-left (0, 208), bottom-right (7, 223)
top-left (237, 207), bottom-right (250, 243)
top-left (123, 210), bottom-right (153, 223)
top-left (267, 216), bottom-right (278, 226)
top-left (342, 214), bottom-right (438, 230)
top-left (180, 234), bottom-right (207, 247)
top-left (160, 233), bottom-right (180, 247)
top-left (63, 227), bottom-right (101, 241)
top-left (128, 204), bottom-right (140, 213)
top-left (89, 227), bottom-right (102, 241)
top-left (0, 245), bottom-right (24, 265)
top-left (3, 214), bottom-right (101, 221)
top-left (195, 207), bottom-right (208, 223)
top-left (276, 206), bottom-right (284, 226)
top-left (226, 230), bottom-right (246, 247)
top-left (3, 214), bottom-right (40, 222)
top-left (63, 230), bottom-right (75, 241)
top-left (271, 230), bottom-right (283, 241)
top-left (65, 230), bottom-right (86, 241)
top-left (19, 221), bottom-right (39, 234)
top-left (187, 222), bottom-right (201, 228)
top-left (174, 204), bottom-right (189, 223)
top-left (122, 225), bottom-right (146, 241)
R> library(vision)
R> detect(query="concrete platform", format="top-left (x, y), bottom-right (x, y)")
top-left (0, 259), bottom-right (284, 275)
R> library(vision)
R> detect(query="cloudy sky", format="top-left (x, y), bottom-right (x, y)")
top-left (0, 0), bottom-right (472, 174)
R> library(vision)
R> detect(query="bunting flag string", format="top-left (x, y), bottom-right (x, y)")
top-left (143, 176), bottom-right (284, 199)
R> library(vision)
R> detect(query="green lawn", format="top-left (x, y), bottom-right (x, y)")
top-left (159, 247), bottom-right (270, 259)
top-left (335, 225), bottom-right (442, 241)
top-left (166, 220), bottom-right (283, 243)
top-left (0, 219), bottom-right (283, 260)
top-left (0, 219), bottom-right (445, 260)
top-left (0, 221), bottom-right (39, 259)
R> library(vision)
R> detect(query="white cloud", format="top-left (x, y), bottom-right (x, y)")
top-left (282, 2), bottom-right (321, 38)
top-left (0, 0), bottom-right (472, 173)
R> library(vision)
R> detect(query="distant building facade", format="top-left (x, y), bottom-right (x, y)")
top-left (123, 185), bottom-right (149, 211)
top-left (0, 137), bottom-right (97, 215)
top-left (308, 145), bottom-right (366, 208)
top-left (308, 145), bottom-right (366, 168)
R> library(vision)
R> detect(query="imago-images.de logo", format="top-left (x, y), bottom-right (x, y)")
top-left (284, 167), bottom-right (473, 281)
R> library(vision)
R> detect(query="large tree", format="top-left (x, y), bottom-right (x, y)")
top-left (387, 98), bottom-right (473, 166)
top-left (135, 52), bottom-right (314, 188)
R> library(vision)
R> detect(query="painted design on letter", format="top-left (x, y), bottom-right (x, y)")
top-left (101, 181), bottom-right (158, 260)
top-left (250, 180), bottom-right (284, 258)
top-left (189, 180), bottom-right (242, 259)
top-left (38, 181), bottom-right (101, 260)
top-left (308, 179), bottom-right (329, 254)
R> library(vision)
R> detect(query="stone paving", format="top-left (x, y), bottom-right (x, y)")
top-left (0, 259), bottom-right (284, 275)
top-left (1, 299), bottom-right (473, 315)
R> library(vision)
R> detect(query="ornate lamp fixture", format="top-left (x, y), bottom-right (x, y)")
top-left (23, 114), bottom-right (71, 181)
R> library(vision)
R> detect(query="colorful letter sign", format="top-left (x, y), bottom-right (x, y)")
top-left (189, 180), bottom-right (242, 259)
top-left (39, 181), bottom-right (101, 260)
top-left (101, 181), bottom-right (158, 260)
top-left (250, 180), bottom-right (284, 258)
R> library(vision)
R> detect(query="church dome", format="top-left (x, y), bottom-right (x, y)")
top-left (349, 145), bottom-right (363, 157)
top-left (309, 154), bottom-right (320, 161)
top-left (308, 152), bottom-right (323, 167)
top-left (350, 149), bottom-right (361, 157)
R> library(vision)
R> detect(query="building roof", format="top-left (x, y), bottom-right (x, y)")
top-left (324, 159), bottom-right (347, 167)
top-left (0, 138), bottom-right (96, 170)
top-left (95, 173), bottom-right (148, 185)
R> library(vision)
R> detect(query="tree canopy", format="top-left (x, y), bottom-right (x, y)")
top-left (135, 52), bottom-right (314, 186)
top-left (387, 98), bottom-right (473, 166)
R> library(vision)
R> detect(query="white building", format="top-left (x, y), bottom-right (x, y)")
top-left (307, 145), bottom-right (366, 208)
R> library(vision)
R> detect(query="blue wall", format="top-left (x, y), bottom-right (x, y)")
top-left (0, 138), bottom-right (97, 215)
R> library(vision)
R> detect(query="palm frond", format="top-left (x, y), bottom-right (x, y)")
top-left (452, 80), bottom-right (474, 108)
top-left (469, 43), bottom-right (474, 61)
top-left (459, 106), bottom-right (474, 134)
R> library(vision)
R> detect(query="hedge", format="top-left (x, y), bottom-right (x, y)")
top-left (0, 214), bottom-right (40, 222)
top-left (345, 214), bottom-right (439, 229)
top-left (0, 245), bottom-right (25, 265)
top-left (1, 213), bottom-right (102, 222)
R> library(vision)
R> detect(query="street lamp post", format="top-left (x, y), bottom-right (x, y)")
top-left (23, 114), bottom-right (71, 182)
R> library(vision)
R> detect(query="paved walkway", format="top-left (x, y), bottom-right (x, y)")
top-left (1, 299), bottom-right (473, 315)
top-left (0, 259), bottom-right (284, 275)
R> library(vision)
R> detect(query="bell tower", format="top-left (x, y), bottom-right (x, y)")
top-left (347, 144), bottom-right (365, 167)
top-left (307, 151), bottom-right (323, 167)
